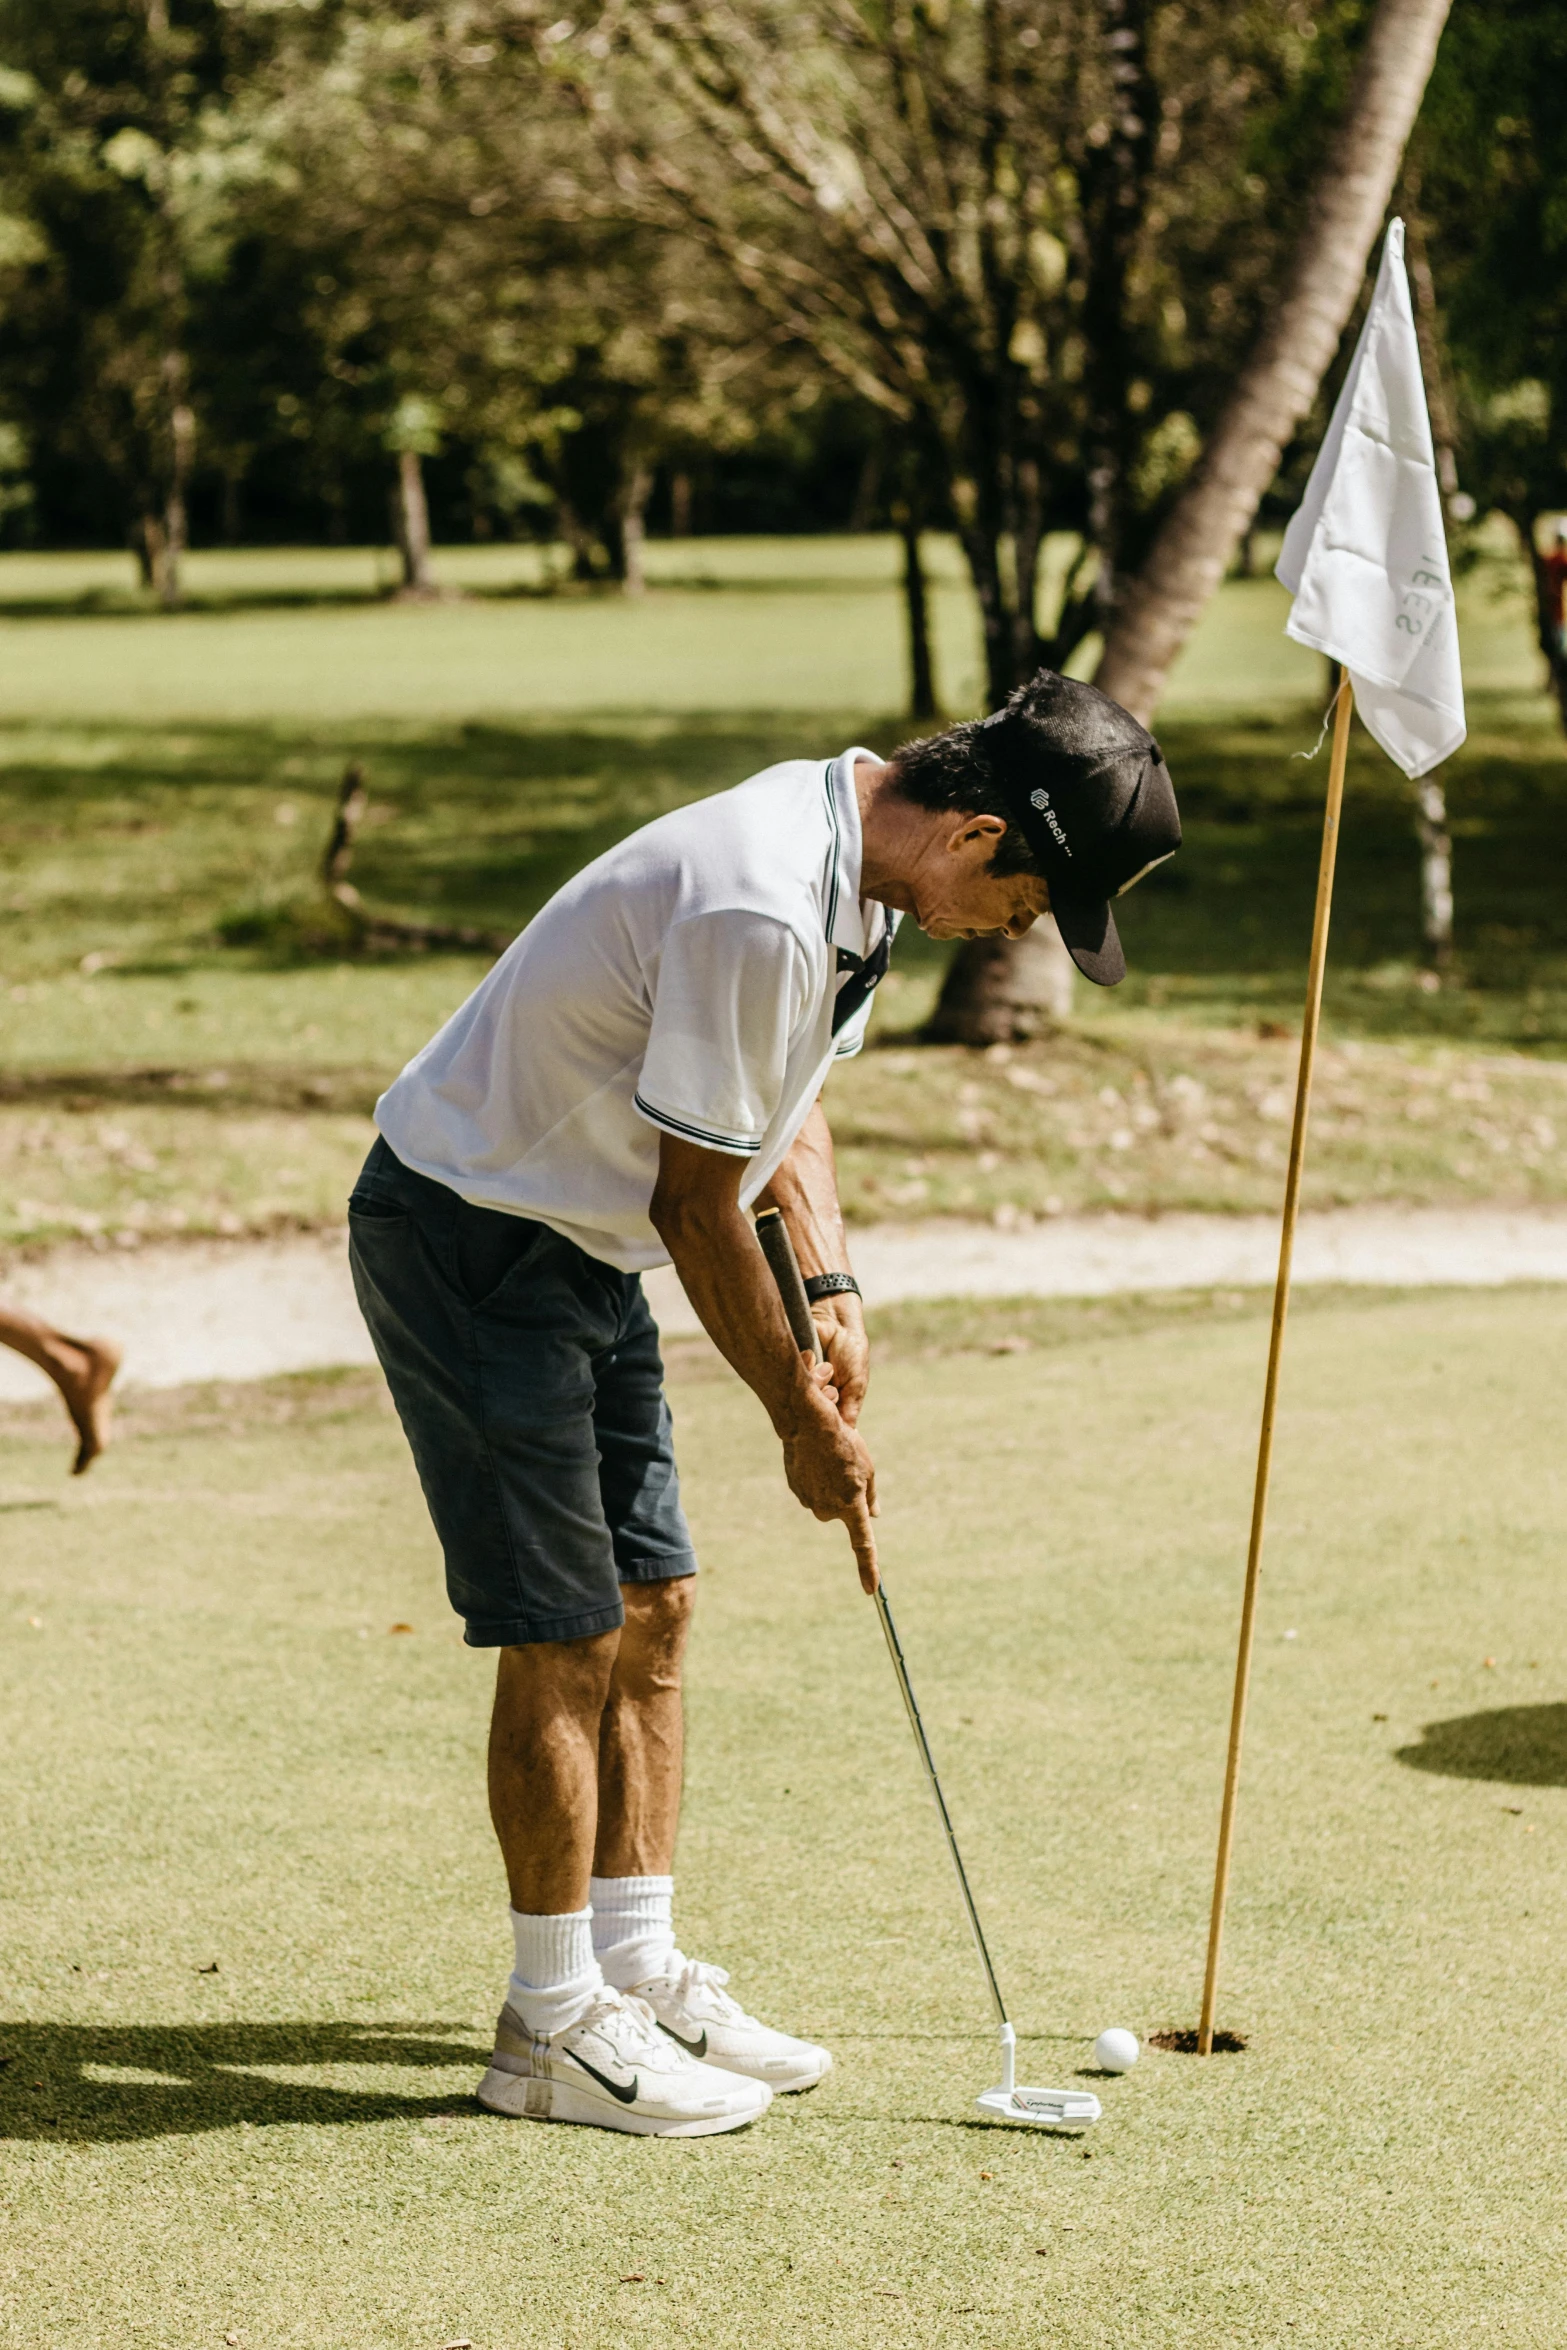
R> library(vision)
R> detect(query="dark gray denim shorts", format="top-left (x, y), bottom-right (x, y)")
top-left (348, 1136), bottom-right (696, 1647)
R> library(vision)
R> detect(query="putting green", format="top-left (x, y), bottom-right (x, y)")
top-left (2, 1288), bottom-right (1565, 2345)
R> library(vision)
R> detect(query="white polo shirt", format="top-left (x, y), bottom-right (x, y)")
top-left (374, 747), bottom-right (895, 1273)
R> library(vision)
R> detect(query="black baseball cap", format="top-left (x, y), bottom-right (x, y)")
top-left (974, 669), bottom-right (1181, 985)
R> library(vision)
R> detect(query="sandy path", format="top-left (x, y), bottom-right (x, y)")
top-left (2, 1206), bottom-right (1566, 1403)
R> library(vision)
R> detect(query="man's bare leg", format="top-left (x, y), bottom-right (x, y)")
top-left (0, 1306), bottom-right (121, 1476)
top-left (477, 1593), bottom-right (770, 2133)
top-left (488, 1629), bottom-right (620, 1914)
top-left (594, 1578), bottom-right (695, 1876)
top-left (582, 1575), bottom-right (830, 2090)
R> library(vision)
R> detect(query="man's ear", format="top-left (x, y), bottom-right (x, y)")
top-left (946, 812), bottom-right (1009, 856)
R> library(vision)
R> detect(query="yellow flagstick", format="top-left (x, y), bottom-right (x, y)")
top-left (1197, 675), bottom-right (1355, 2056)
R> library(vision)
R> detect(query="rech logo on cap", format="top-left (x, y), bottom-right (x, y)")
top-left (1029, 787), bottom-right (1071, 855)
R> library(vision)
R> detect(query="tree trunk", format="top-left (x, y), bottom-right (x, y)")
top-left (557, 498), bottom-right (600, 583)
top-left (1414, 772), bottom-right (1453, 969)
top-left (953, 503), bottom-right (1012, 706)
top-left (1094, 0), bottom-right (1455, 723)
top-left (669, 470), bottom-right (693, 537)
top-left (1077, 0), bottom-right (1158, 648)
top-left (393, 447), bottom-right (436, 597)
top-left (899, 519), bottom-right (938, 721)
top-left (925, 918), bottom-right (1075, 1045)
top-left (159, 395), bottom-right (194, 611)
top-left (849, 446), bottom-right (882, 534)
top-left (937, 458), bottom-right (1053, 1033)
top-left (614, 462), bottom-right (653, 597)
top-left (133, 515), bottom-right (160, 591)
top-left (1400, 187), bottom-right (1460, 494)
top-left (1400, 184), bottom-right (1462, 956)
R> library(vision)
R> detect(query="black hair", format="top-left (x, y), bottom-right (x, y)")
top-left (885, 722), bottom-right (1045, 881)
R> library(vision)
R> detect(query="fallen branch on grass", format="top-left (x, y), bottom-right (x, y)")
top-left (319, 761), bottom-right (512, 956)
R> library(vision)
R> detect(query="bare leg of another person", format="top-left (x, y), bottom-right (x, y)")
top-left (0, 1305), bottom-right (122, 1475)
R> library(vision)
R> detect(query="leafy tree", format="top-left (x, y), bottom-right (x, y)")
top-left (1416, 0), bottom-right (1567, 732)
top-left (566, 0), bottom-right (1452, 1037)
top-left (0, 0), bottom-right (305, 600)
top-left (246, 3), bottom-right (804, 594)
top-left (581, 0), bottom-right (1355, 707)
top-left (1095, 0), bottom-right (1455, 718)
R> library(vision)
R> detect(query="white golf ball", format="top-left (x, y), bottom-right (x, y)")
top-left (1093, 2028), bottom-right (1139, 2073)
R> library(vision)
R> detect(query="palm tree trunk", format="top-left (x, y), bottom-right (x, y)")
top-left (932, 0), bottom-right (1451, 1046)
top-left (1094, 0), bottom-right (1455, 724)
top-left (925, 921), bottom-right (1075, 1044)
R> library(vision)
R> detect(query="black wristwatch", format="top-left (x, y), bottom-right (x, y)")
top-left (803, 1272), bottom-right (862, 1303)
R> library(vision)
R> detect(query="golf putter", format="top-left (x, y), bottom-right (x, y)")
top-left (753, 1207), bottom-right (1099, 2130)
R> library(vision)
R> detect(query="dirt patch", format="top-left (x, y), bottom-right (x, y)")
top-left (1148, 2028), bottom-right (1249, 2055)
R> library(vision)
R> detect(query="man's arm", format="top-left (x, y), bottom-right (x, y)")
top-left (650, 1132), bottom-right (879, 1590)
top-left (754, 1099), bottom-right (869, 1428)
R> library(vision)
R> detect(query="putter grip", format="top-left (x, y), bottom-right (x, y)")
top-left (753, 1208), bottom-right (821, 1359)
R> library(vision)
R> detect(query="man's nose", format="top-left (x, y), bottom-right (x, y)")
top-left (1004, 908), bottom-right (1039, 940)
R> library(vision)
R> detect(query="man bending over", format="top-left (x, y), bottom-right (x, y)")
top-left (349, 670), bottom-right (1180, 2138)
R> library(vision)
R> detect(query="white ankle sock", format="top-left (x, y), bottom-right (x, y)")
top-left (507, 1907), bottom-right (602, 2039)
top-left (589, 1874), bottom-right (677, 1990)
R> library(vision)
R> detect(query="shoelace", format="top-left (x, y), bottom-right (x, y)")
top-left (668, 1957), bottom-right (757, 2029)
top-left (575, 1988), bottom-right (677, 2064)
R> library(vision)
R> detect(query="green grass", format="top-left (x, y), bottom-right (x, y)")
top-left (0, 528), bottom-right (1540, 721)
top-left (4, 1289), bottom-right (1567, 2343)
top-left (0, 535), bottom-right (1562, 1243)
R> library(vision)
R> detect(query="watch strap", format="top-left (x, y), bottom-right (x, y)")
top-left (803, 1272), bottom-right (862, 1302)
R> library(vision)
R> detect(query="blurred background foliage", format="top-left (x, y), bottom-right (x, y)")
top-left (0, 1), bottom-right (1563, 1247)
top-left (0, 0), bottom-right (1557, 680)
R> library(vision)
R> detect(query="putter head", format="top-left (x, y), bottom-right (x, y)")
top-left (976, 2083), bottom-right (1101, 2127)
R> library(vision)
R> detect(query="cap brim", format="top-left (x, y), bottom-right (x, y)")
top-left (1052, 898), bottom-right (1125, 986)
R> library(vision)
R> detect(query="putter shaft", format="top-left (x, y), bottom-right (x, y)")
top-left (753, 1206), bottom-right (1011, 2038)
top-left (872, 1582), bottom-right (1008, 2035)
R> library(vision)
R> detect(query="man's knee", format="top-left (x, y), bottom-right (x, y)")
top-left (494, 1626), bottom-right (620, 1739)
top-left (615, 1575), bottom-right (695, 1692)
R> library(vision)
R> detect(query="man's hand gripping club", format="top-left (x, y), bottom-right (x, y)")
top-left (649, 1130), bottom-right (879, 1590)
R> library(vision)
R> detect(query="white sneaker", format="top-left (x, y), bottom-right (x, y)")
top-left (476, 1985), bottom-right (772, 2137)
top-left (634, 1957), bottom-right (833, 2093)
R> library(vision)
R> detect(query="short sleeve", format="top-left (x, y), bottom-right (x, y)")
top-left (634, 911), bottom-right (811, 1156)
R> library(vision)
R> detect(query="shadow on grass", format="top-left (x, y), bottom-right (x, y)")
top-left (0, 1065), bottom-right (381, 1114)
top-left (1394, 1703), bottom-right (1567, 1787)
top-left (0, 2021), bottom-right (485, 2144)
top-left (0, 588), bottom-right (402, 622)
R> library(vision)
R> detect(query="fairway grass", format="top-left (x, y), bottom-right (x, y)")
top-left (1, 532), bottom-right (1565, 1247)
top-left (3, 1290), bottom-right (1565, 2345)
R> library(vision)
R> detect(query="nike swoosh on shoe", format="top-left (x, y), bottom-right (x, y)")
top-left (565, 2051), bottom-right (639, 2105)
top-left (661, 2024), bottom-right (707, 2058)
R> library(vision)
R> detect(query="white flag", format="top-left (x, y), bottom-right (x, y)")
top-left (1276, 219), bottom-right (1465, 778)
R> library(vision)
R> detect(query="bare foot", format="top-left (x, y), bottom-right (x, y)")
top-left (53, 1336), bottom-right (122, 1475)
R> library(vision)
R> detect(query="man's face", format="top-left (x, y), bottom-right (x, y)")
top-left (906, 815), bottom-right (1051, 941)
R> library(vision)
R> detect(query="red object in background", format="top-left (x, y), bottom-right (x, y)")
top-left (1543, 541), bottom-right (1567, 634)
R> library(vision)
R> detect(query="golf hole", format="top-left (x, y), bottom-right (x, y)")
top-left (1148, 2029), bottom-right (1249, 2055)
